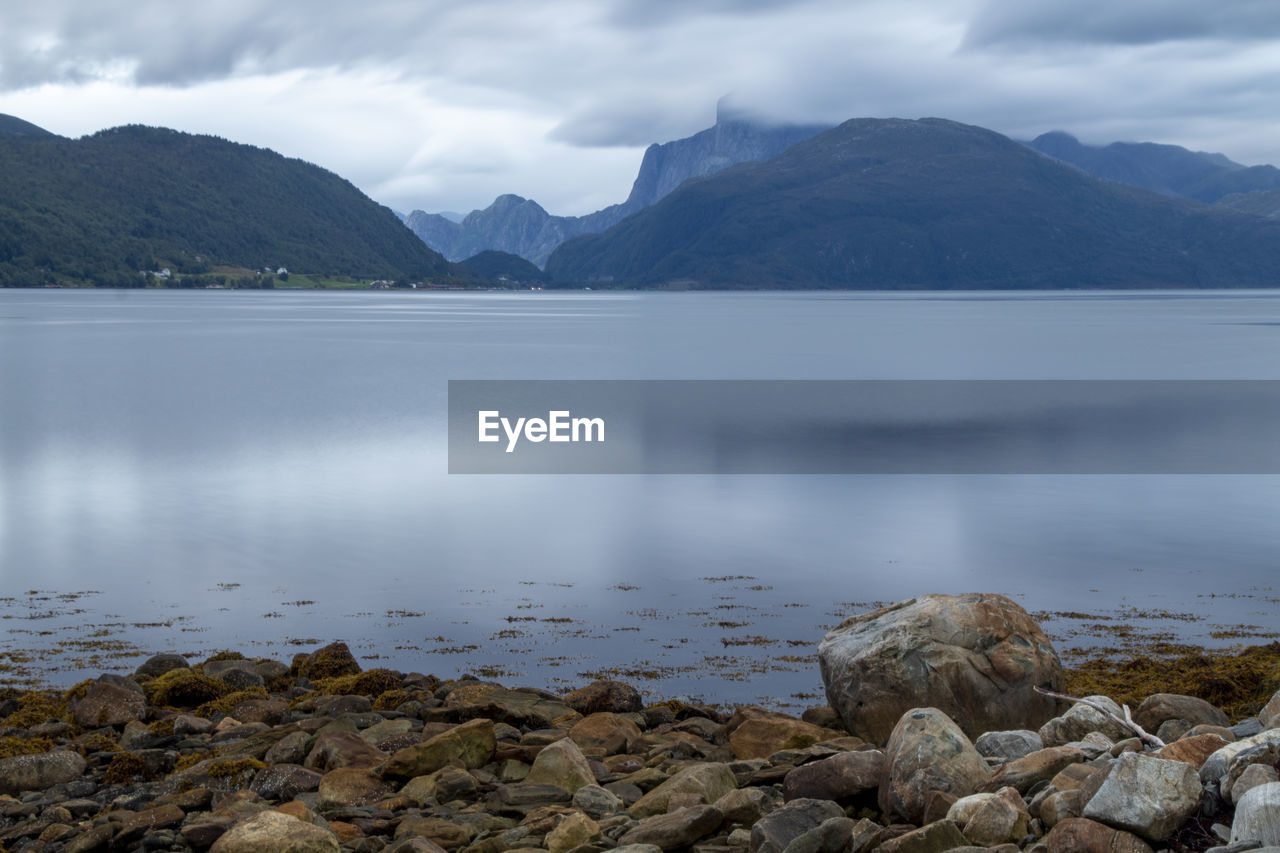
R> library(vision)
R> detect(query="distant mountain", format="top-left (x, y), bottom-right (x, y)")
top-left (0, 122), bottom-right (454, 286)
top-left (406, 104), bottom-right (829, 266)
top-left (545, 118), bottom-right (1280, 289)
top-left (458, 250), bottom-right (548, 282)
top-left (1216, 188), bottom-right (1280, 219)
top-left (0, 114), bottom-right (55, 137)
top-left (1026, 131), bottom-right (1280, 203)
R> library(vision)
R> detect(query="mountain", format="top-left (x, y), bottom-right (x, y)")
top-left (0, 114), bottom-right (55, 137)
top-left (1216, 188), bottom-right (1280, 219)
top-left (1026, 131), bottom-right (1280, 203)
top-left (545, 118), bottom-right (1280, 289)
top-left (406, 104), bottom-right (829, 266)
top-left (458, 250), bottom-right (549, 283)
top-left (0, 122), bottom-right (454, 287)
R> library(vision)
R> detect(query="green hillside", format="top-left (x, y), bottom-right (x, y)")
top-left (546, 118), bottom-right (1280, 289)
top-left (0, 122), bottom-right (455, 286)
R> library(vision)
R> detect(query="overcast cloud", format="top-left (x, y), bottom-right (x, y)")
top-left (2, 0), bottom-right (1278, 216)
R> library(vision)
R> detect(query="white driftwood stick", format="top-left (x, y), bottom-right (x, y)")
top-left (1034, 685), bottom-right (1165, 749)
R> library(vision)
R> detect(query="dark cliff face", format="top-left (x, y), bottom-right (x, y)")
top-left (405, 115), bottom-right (830, 266)
top-left (545, 117), bottom-right (1280, 290)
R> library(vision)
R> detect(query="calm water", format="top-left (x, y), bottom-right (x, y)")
top-left (2, 289), bottom-right (1280, 706)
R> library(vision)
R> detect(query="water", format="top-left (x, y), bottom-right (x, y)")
top-left (2, 288), bottom-right (1280, 706)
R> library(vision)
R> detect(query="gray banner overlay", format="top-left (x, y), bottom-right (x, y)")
top-left (448, 380), bottom-right (1280, 474)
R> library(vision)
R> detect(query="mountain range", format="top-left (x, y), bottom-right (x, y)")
top-left (0, 116), bottom-right (453, 287)
top-left (545, 117), bottom-right (1280, 289)
top-left (405, 103), bottom-right (829, 266)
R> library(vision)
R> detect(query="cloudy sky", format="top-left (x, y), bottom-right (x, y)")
top-left (2, 0), bottom-right (1278, 217)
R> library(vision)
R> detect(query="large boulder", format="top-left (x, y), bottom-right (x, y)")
top-left (1082, 753), bottom-right (1202, 843)
top-left (818, 594), bottom-right (1062, 744)
top-left (0, 750), bottom-right (87, 796)
top-left (878, 707), bottom-right (992, 824)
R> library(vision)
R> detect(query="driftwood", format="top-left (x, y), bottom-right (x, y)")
top-left (1034, 685), bottom-right (1166, 749)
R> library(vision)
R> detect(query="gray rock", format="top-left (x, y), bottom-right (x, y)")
top-left (1134, 693), bottom-right (1229, 732)
top-left (629, 762), bottom-right (737, 818)
top-left (1082, 752), bottom-right (1202, 842)
top-left (134, 653), bottom-right (190, 679)
top-left (974, 730), bottom-right (1044, 761)
top-left (1233, 766), bottom-right (1280, 806)
top-left (779, 816), bottom-right (857, 853)
top-left (1039, 696), bottom-right (1133, 747)
top-left (1233, 782), bottom-right (1280, 846)
top-left (818, 594), bottom-right (1063, 744)
top-left (208, 810), bottom-right (339, 853)
top-left (879, 707), bottom-right (992, 824)
top-left (749, 798), bottom-right (846, 853)
top-left (250, 764), bottom-right (323, 800)
top-left (1205, 732), bottom-right (1280, 787)
top-left (573, 783), bottom-right (624, 818)
top-left (1235, 719), bottom-right (1266, 739)
top-left (264, 730), bottom-right (311, 765)
top-left (619, 805), bottom-right (724, 850)
top-left (73, 681), bottom-right (146, 728)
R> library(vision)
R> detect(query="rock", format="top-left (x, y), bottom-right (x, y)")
top-left (876, 820), bottom-right (968, 853)
top-left (1234, 718), bottom-right (1266, 738)
top-left (394, 816), bottom-right (474, 849)
top-left (1031, 817), bottom-right (1154, 853)
top-left (547, 811), bottom-right (602, 853)
top-left (232, 698), bottom-right (288, 725)
top-left (818, 594), bottom-right (1062, 744)
top-left (1232, 781), bottom-right (1280, 845)
top-left (265, 730), bottom-right (312, 765)
top-left (781, 749), bottom-right (884, 801)
top-left (1202, 731), bottom-right (1280, 786)
top-left (630, 762), bottom-right (737, 817)
top-left (748, 798), bottom-right (845, 853)
top-left (946, 794), bottom-right (995, 827)
top-left (1155, 733), bottom-right (1230, 770)
top-left (1039, 696), bottom-right (1134, 747)
top-left (620, 804), bottom-right (724, 850)
top-left (293, 642), bottom-right (362, 680)
top-left (1156, 718), bottom-right (1193, 743)
top-left (572, 784), bottom-right (624, 818)
top-left (134, 653), bottom-right (190, 679)
top-left (1134, 693), bottom-right (1230, 731)
top-left (72, 681), bottom-right (146, 728)
top-left (445, 684), bottom-right (576, 730)
top-left (1038, 789), bottom-right (1083, 829)
top-left (1082, 752), bottom-right (1202, 842)
top-left (569, 712), bottom-right (644, 756)
top-left (714, 786), bottom-right (775, 825)
top-left (1224, 735), bottom-right (1280, 801)
top-left (381, 718), bottom-right (496, 780)
top-left (1258, 691), bottom-right (1280, 729)
top-left (1232, 765), bottom-right (1280, 806)
top-left (984, 745), bottom-right (1084, 793)
top-left (387, 839), bottom-right (450, 853)
top-left (779, 816), bottom-right (857, 853)
top-left (523, 737), bottom-right (597, 792)
top-left (304, 731), bottom-right (388, 771)
top-left (730, 716), bottom-right (833, 760)
top-left (251, 764), bottom-right (323, 800)
top-left (360, 718), bottom-right (414, 744)
top-left (401, 765), bottom-right (480, 805)
top-left (879, 708), bottom-right (992, 825)
top-left (974, 730), bottom-right (1044, 761)
top-left (209, 810), bottom-right (340, 853)
top-left (960, 787), bottom-right (1030, 847)
top-left (317, 767), bottom-right (393, 809)
top-left (564, 680), bottom-right (644, 715)
top-left (0, 749), bottom-right (87, 796)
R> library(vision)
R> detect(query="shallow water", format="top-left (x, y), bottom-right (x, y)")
top-left (2, 289), bottom-right (1279, 706)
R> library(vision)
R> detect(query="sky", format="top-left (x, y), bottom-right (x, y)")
top-left (2, 0), bottom-right (1278, 217)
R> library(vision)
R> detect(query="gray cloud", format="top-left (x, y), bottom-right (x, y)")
top-left (965, 0), bottom-right (1280, 47)
top-left (2, 0), bottom-right (1280, 216)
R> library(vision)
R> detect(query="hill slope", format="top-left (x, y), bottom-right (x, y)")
top-left (0, 114), bottom-right (55, 137)
top-left (545, 118), bottom-right (1280, 289)
top-left (0, 123), bottom-right (454, 286)
top-left (1027, 131), bottom-right (1280, 203)
top-left (406, 107), bottom-right (829, 266)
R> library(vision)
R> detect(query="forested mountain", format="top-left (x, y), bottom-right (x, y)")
top-left (1026, 131), bottom-right (1280, 203)
top-left (0, 121), bottom-right (454, 286)
top-left (546, 118), bottom-right (1280, 289)
top-left (406, 106), bottom-right (829, 266)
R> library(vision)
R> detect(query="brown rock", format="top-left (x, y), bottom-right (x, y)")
top-left (1155, 733), bottom-right (1230, 770)
top-left (619, 805), bottom-right (723, 850)
top-left (961, 787), bottom-right (1029, 847)
top-left (1039, 789), bottom-right (1083, 829)
top-left (985, 746), bottom-right (1084, 793)
top-left (781, 749), bottom-right (884, 801)
top-left (209, 810), bottom-right (340, 853)
top-left (395, 816), bottom-right (474, 849)
top-left (524, 737), bottom-right (597, 793)
top-left (232, 698), bottom-right (288, 725)
top-left (73, 681), bottom-right (146, 728)
top-left (564, 680), bottom-right (643, 715)
top-left (818, 594), bottom-right (1063, 744)
top-left (876, 820), bottom-right (968, 853)
top-left (1133, 693), bottom-right (1229, 732)
top-left (629, 763), bottom-right (737, 818)
top-left (381, 718), bottom-right (496, 780)
top-left (569, 712), bottom-right (644, 756)
top-left (546, 811), bottom-right (602, 853)
top-left (1031, 817), bottom-right (1153, 853)
top-left (879, 708), bottom-right (992, 825)
top-left (304, 731), bottom-right (387, 771)
top-left (317, 767), bottom-right (392, 809)
top-left (728, 712), bottom-right (834, 761)
top-left (0, 750), bottom-right (87, 796)
top-left (292, 642), bottom-right (362, 680)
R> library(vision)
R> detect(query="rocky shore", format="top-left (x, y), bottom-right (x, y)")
top-left (3, 595), bottom-right (1280, 853)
